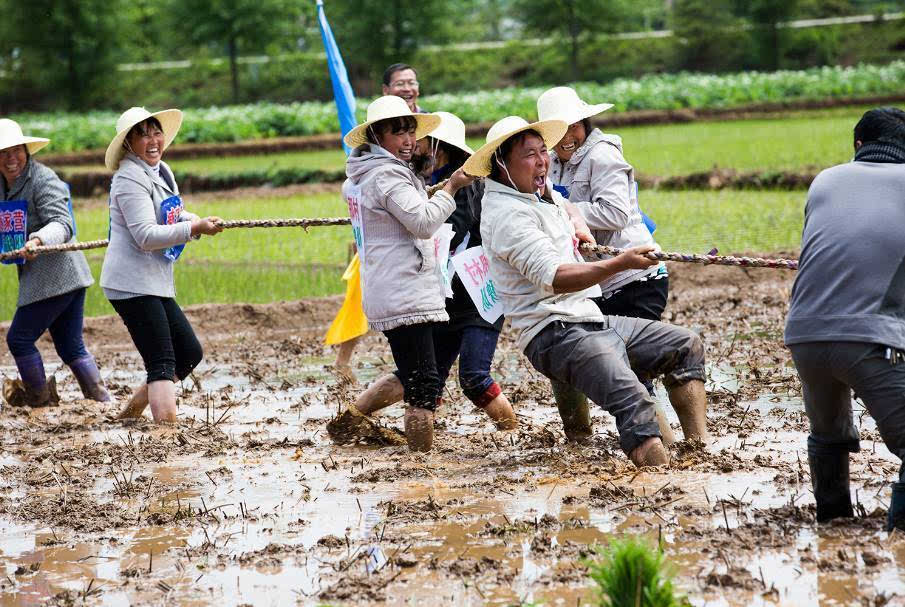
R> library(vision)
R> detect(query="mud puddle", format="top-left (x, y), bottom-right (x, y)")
top-left (2, 262), bottom-right (905, 606)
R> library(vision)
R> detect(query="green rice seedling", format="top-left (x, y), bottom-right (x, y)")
top-left (586, 537), bottom-right (686, 607)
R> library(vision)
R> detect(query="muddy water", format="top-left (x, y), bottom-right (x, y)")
top-left (2, 265), bottom-right (905, 606)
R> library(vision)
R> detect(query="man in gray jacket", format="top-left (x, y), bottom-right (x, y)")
top-left (785, 107), bottom-right (905, 529)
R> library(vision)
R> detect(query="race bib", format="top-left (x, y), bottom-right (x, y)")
top-left (159, 195), bottom-right (186, 262)
top-left (0, 201), bottom-right (27, 266)
top-left (346, 184), bottom-right (365, 256)
top-left (451, 246), bottom-right (503, 324)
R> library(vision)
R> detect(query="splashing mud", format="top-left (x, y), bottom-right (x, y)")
top-left (2, 263), bottom-right (903, 606)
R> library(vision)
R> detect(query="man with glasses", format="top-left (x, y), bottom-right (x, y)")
top-left (382, 63), bottom-right (422, 113)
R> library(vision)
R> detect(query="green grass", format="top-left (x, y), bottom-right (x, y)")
top-left (0, 189), bottom-right (804, 321)
top-left (51, 106), bottom-right (865, 180)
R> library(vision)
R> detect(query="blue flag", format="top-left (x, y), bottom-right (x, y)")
top-left (316, 0), bottom-right (357, 155)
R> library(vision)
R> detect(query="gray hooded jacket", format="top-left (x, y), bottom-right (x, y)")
top-left (344, 144), bottom-right (455, 331)
top-left (549, 128), bottom-right (661, 295)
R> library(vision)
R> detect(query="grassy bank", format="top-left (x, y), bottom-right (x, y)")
top-left (50, 106), bottom-right (865, 182)
top-left (0, 189), bottom-right (803, 321)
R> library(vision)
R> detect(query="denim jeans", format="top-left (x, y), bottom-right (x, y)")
top-left (384, 322), bottom-right (443, 412)
top-left (434, 325), bottom-right (501, 406)
top-left (6, 287), bottom-right (89, 363)
top-left (790, 341), bottom-right (905, 482)
top-left (110, 296), bottom-right (203, 383)
top-left (525, 318), bottom-right (705, 454)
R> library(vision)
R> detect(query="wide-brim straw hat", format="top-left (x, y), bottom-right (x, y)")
top-left (536, 86), bottom-right (613, 126)
top-left (428, 111), bottom-right (474, 155)
top-left (0, 119), bottom-right (50, 155)
top-left (462, 116), bottom-right (568, 177)
top-left (104, 107), bottom-right (183, 171)
top-left (343, 95), bottom-right (440, 149)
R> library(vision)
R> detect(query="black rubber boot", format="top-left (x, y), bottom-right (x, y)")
top-left (887, 482), bottom-right (905, 532)
top-left (808, 439), bottom-right (854, 523)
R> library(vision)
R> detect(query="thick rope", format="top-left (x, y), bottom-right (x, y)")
top-left (0, 218), bottom-right (798, 270)
top-left (0, 239), bottom-right (110, 262)
top-left (580, 243), bottom-right (798, 270)
top-left (214, 217), bottom-right (352, 230)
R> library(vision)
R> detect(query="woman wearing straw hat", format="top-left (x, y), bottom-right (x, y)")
top-left (328, 111), bottom-right (517, 436)
top-left (0, 118), bottom-right (109, 408)
top-left (326, 96), bottom-right (474, 451)
top-left (100, 107), bottom-right (223, 423)
top-left (468, 115), bottom-right (709, 467)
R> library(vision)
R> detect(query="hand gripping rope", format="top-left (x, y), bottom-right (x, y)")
top-left (0, 218), bottom-right (798, 270)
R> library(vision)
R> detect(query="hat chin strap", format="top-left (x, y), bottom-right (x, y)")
top-left (494, 149), bottom-right (519, 192)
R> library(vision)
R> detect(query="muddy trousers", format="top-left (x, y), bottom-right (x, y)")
top-left (384, 322), bottom-right (444, 412)
top-left (110, 296), bottom-right (203, 384)
top-left (524, 318), bottom-right (706, 455)
top-left (789, 342), bottom-right (905, 482)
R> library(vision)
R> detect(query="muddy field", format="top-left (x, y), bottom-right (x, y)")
top-left (2, 262), bottom-right (904, 607)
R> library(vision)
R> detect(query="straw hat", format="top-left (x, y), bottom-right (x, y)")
top-left (343, 96), bottom-right (440, 149)
top-left (428, 111), bottom-right (474, 155)
top-left (104, 107), bottom-right (183, 171)
top-left (0, 119), bottom-right (49, 155)
top-left (462, 116), bottom-right (567, 177)
top-left (536, 86), bottom-right (613, 126)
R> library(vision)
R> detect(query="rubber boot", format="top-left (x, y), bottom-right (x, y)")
top-left (887, 482), bottom-right (905, 533)
top-left (552, 381), bottom-right (592, 444)
top-left (4, 353), bottom-right (60, 408)
top-left (629, 436), bottom-right (670, 468)
top-left (654, 403), bottom-right (677, 447)
top-left (404, 407), bottom-right (434, 452)
top-left (667, 379), bottom-right (709, 442)
top-left (483, 391), bottom-right (517, 431)
top-left (148, 380), bottom-right (178, 423)
top-left (69, 355), bottom-right (111, 402)
top-left (117, 383), bottom-right (149, 419)
top-left (808, 442), bottom-right (853, 522)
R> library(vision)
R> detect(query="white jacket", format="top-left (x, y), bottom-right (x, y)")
top-left (549, 128), bottom-right (662, 295)
top-left (480, 178), bottom-right (603, 352)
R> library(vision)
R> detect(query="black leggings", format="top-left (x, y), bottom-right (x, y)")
top-left (383, 322), bottom-right (443, 412)
top-left (110, 296), bottom-right (203, 383)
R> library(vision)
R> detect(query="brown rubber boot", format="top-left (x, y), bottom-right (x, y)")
top-left (667, 379), bottom-right (709, 442)
top-left (552, 381), bottom-right (592, 443)
top-left (654, 403), bottom-right (677, 447)
top-left (403, 407), bottom-right (434, 452)
top-left (2, 377), bottom-right (59, 408)
top-left (628, 436), bottom-right (670, 468)
top-left (483, 392), bottom-right (517, 430)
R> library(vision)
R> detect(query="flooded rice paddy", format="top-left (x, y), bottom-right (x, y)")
top-left (1, 263), bottom-right (903, 606)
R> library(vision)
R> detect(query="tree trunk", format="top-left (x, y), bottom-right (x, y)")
top-left (64, 0), bottom-right (81, 109)
top-left (568, 0), bottom-right (579, 80)
top-left (228, 35), bottom-right (240, 104)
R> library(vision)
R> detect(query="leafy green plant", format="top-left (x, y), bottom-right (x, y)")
top-left (585, 537), bottom-right (686, 607)
top-left (11, 61), bottom-right (905, 153)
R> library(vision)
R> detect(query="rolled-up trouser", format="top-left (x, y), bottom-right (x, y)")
top-left (524, 318), bottom-right (706, 455)
top-left (385, 322), bottom-right (443, 412)
top-left (789, 341), bottom-right (905, 482)
top-left (7, 288), bottom-right (90, 363)
top-left (110, 296), bottom-right (203, 384)
top-left (433, 325), bottom-right (501, 407)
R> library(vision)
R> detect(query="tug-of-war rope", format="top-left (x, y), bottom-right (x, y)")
top-left (0, 217), bottom-right (798, 270)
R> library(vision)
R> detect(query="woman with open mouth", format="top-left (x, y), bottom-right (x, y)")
top-left (326, 96), bottom-right (474, 452)
top-left (0, 118), bottom-right (109, 408)
top-left (101, 107), bottom-right (224, 423)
